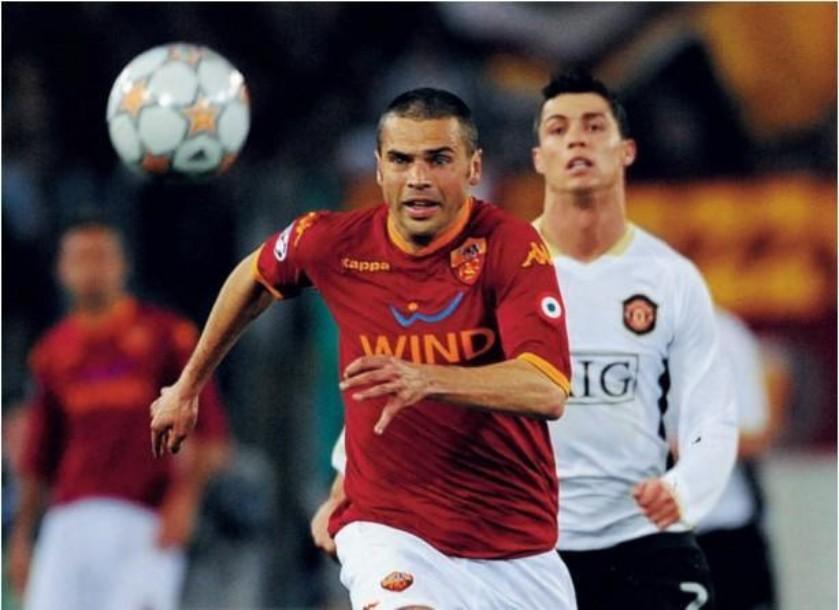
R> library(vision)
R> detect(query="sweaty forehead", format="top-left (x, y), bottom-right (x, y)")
top-left (379, 116), bottom-right (466, 153)
top-left (541, 93), bottom-right (613, 123)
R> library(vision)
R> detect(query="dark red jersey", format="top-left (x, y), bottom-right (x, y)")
top-left (22, 298), bottom-right (227, 509)
top-left (256, 198), bottom-right (571, 559)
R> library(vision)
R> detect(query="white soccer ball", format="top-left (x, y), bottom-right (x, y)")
top-left (106, 43), bottom-right (250, 179)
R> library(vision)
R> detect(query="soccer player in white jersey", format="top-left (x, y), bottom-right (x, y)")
top-left (530, 71), bottom-right (738, 610)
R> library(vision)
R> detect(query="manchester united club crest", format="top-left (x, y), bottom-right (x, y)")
top-left (450, 237), bottom-right (487, 285)
top-left (623, 294), bottom-right (658, 335)
top-left (380, 571), bottom-right (414, 592)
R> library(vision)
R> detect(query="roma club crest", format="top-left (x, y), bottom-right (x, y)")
top-left (380, 571), bottom-right (414, 592)
top-left (450, 237), bottom-right (487, 285)
top-left (623, 294), bottom-right (658, 335)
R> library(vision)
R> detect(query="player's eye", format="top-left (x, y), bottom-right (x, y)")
top-left (430, 154), bottom-right (452, 166)
top-left (389, 153), bottom-right (411, 165)
top-left (588, 121), bottom-right (605, 132)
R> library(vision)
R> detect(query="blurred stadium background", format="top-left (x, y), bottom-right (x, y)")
top-left (2, 3), bottom-right (836, 609)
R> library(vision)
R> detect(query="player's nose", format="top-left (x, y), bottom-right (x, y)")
top-left (406, 162), bottom-right (431, 189)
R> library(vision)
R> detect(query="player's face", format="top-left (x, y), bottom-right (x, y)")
top-left (533, 93), bottom-right (636, 195)
top-left (57, 228), bottom-right (127, 309)
top-left (376, 116), bottom-right (481, 244)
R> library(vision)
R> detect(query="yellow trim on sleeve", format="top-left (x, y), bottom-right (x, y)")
top-left (251, 247), bottom-right (285, 301)
top-left (517, 352), bottom-right (571, 394)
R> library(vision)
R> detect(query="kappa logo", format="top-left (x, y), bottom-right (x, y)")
top-left (623, 294), bottom-right (658, 335)
top-left (450, 237), bottom-right (487, 285)
top-left (522, 241), bottom-right (552, 268)
top-left (380, 571), bottom-right (414, 592)
top-left (342, 258), bottom-right (391, 272)
top-left (390, 292), bottom-right (464, 328)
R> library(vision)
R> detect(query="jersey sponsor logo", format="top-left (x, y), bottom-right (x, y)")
top-left (522, 241), bottom-right (552, 268)
top-left (360, 327), bottom-right (496, 364)
top-left (390, 292), bottom-right (464, 328)
top-left (538, 293), bottom-right (563, 322)
top-left (342, 257), bottom-right (391, 272)
top-left (380, 571), bottom-right (414, 592)
top-left (623, 294), bottom-right (658, 335)
top-left (568, 352), bottom-right (639, 404)
top-left (450, 237), bottom-right (486, 285)
top-left (273, 223), bottom-right (293, 262)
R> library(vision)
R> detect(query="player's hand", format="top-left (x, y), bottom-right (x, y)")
top-left (310, 497), bottom-right (339, 556)
top-left (150, 385), bottom-right (199, 457)
top-left (632, 478), bottom-right (681, 529)
top-left (340, 355), bottom-right (430, 435)
top-left (8, 527), bottom-right (31, 597)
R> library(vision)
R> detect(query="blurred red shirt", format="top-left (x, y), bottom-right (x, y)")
top-left (21, 298), bottom-right (227, 510)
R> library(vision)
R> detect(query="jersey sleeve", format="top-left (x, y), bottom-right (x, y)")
top-left (254, 211), bottom-right (326, 300)
top-left (20, 346), bottom-right (65, 481)
top-left (661, 263), bottom-right (738, 527)
top-left (169, 318), bottom-right (228, 441)
top-left (491, 222), bottom-right (571, 394)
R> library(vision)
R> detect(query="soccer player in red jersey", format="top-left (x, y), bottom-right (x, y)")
top-left (150, 89), bottom-right (577, 609)
top-left (8, 221), bottom-right (229, 610)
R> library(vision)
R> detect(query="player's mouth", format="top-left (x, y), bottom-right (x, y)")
top-left (566, 156), bottom-right (594, 175)
top-left (402, 199), bottom-right (441, 220)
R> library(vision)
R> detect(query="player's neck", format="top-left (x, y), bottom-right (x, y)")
top-left (74, 291), bottom-right (127, 318)
top-left (541, 187), bottom-right (628, 263)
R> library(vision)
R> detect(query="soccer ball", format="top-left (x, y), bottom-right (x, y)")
top-left (106, 43), bottom-right (250, 178)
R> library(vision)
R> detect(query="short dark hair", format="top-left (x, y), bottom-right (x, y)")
top-left (377, 88), bottom-right (479, 154)
top-left (59, 213), bottom-right (126, 254)
top-left (60, 212), bottom-right (121, 239)
top-left (535, 71), bottom-right (630, 138)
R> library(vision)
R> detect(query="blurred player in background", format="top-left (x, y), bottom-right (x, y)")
top-left (150, 88), bottom-right (578, 609)
top-left (531, 72), bottom-right (737, 610)
top-left (8, 220), bottom-right (230, 610)
top-left (692, 309), bottom-right (782, 610)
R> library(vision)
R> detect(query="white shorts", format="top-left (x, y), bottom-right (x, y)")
top-left (24, 498), bottom-right (186, 610)
top-left (335, 521), bottom-right (577, 610)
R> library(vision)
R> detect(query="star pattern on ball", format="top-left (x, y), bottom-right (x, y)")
top-left (141, 153), bottom-right (170, 174)
top-left (119, 79), bottom-right (151, 118)
top-left (182, 99), bottom-right (219, 135)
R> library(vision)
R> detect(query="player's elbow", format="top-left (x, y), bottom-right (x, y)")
top-left (540, 387), bottom-right (567, 420)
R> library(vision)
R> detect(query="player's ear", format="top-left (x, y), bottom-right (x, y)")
top-left (467, 148), bottom-right (482, 186)
top-left (622, 139), bottom-right (637, 168)
top-left (532, 146), bottom-right (545, 175)
top-left (375, 150), bottom-right (383, 186)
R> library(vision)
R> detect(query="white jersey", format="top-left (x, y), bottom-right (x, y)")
top-left (695, 309), bottom-right (768, 533)
top-left (535, 220), bottom-right (738, 551)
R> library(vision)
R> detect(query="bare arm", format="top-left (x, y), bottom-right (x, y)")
top-left (151, 250), bottom-right (273, 456)
top-left (9, 475), bottom-right (45, 595)
top-left (341, 355), bottom-right (567, 435)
